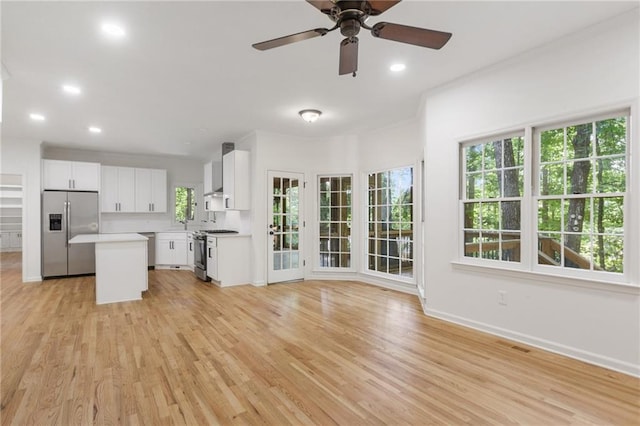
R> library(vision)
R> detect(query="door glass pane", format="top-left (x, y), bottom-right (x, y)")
top-left (272, 176), bottom-right (300, 273)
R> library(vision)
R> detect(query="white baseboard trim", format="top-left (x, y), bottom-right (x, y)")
top-left (424, 308), bottom-right (640, 378)
top-left (25, 275), bottom-right (42, 283)
top-left (154, 265), bottom-right (192, 271)
top-left (308, 272), bottom-right (359, 282)
top-left (251, 280), bottom-right (266, 287)
top-left (357, 273), bottom-right (418, 295)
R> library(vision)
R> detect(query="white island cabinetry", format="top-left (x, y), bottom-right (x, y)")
top-left (69, 233), bottom-right (148, 305)
top-left (206, 235), bottom-right (251, 286)
top-left (156, 232), bottom-right (187, 267)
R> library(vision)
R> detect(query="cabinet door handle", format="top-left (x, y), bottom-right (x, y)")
top-left (225, 198), bottom-right (229, 209)
top-left (69, 179), bottom-right (72, 189)
top-left (189, 242), bottom-right (192, 251)
top-left (208, 247), bottom-right (211, 258)
top-left (73, 179), bottom-right (76, 189)
top-left (148, 203), bottom-right (151, 211)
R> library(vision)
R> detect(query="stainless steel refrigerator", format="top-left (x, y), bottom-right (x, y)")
top-left (42, 191), bottom-right (99, 278)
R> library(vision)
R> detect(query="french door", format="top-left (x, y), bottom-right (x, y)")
top-left (267, 171), bottom-right (304, 283)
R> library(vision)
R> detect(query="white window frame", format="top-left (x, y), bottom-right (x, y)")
top-left (459, 131), bottom-right (527, 266)
top-left (316, 173), bottom-right (354, 271)
top-left (364, 165), bottom-right (416, 284)
top-left (457, 109), bottom-right (633, 286)
top-left (531, 110), bottom-right (630, 283)
top-left (172, 182), bottom-right (200, 226)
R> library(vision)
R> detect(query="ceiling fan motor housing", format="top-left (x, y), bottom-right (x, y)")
top-left (340, 18), bottom-right (361, 37)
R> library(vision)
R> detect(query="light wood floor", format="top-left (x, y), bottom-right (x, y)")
top-left (1, 252), bottom-right (638, 425)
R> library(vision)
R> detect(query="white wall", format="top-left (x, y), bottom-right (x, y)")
top-left (243, 130), bottom-right (360, 286)
top-left (421, 11), bottom-right (640, 375)
top-left (356, 119), bottom-right (423, 293)
top-left (0, 138), bottom-right (42, 281)
top-left (241, 122), bottom-right (424, 293)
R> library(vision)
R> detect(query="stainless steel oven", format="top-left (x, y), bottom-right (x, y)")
top-left (193, 232), bottom-right (209, 281)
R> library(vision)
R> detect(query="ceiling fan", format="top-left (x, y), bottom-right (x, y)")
top-left (252, 0), bottom-right (452, 77)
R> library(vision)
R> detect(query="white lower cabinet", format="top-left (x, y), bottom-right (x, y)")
top-left (0, 232), bottom-right (10, 250)
top-left (206, 236), bottom-right (218, 281)
top-left (155, 232), bottom-right (187, 266)
top-left (206, 236), bottom-right (250, 286)
top-left (187, 233), bottom-right (195, 268)
top-left (0, 231), bottom-right (22, 251)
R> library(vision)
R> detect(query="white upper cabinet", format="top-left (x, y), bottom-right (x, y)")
top-left (135, 168), bottom-right (167, 213)
top-left (43, 159), bottom-right (100, 191)
top-left (101, 166), bottom-right (166, 213)
top-left (223, 150), bottom-right (250, 210)
top-left (204, 161), bottom-right (213, 194)
top-left (101, 166), bottom-right (135, 212)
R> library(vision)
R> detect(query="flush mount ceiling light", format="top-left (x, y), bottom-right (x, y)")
top-left (88, 126), bottom-right (102, 133)
top-left (62, 84), bottom-right (81, 95)
top-left (101, 22), bottom-right (126, 38)
top-left (29, 113), bottom-right (45, 121)
top-left (390, 63), bottom-right (406, 72)
top-left (299, 109), bottom-right (322, 123)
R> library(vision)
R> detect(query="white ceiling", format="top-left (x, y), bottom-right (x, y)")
top-left (2, 1), bottom-right (637, 159)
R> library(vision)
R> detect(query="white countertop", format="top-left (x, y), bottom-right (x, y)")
top-left (69, 233), bottom-right (148, 244)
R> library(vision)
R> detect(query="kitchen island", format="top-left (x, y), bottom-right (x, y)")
top-left (69, 233), bottom-right (148, 304)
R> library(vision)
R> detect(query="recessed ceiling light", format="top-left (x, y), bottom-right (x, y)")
top-left (88, 126), bottom-right (102, 133)
top-left (29, 113), bottom-right (45, 121)
top-left (390, 63), bottom-right (406, 72)
top-left (62, 84), bottom-right (81, 95)
top-left (101, 22), bottom-right (126, 38)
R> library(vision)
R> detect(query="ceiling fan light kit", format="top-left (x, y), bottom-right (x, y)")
top-left (252, 0), bottom-right (452, 77)
top-left (299, 109), bottom-right (322, 123)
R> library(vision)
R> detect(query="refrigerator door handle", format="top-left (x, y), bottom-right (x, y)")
top-left (65, 200), bottom-right (70, 247)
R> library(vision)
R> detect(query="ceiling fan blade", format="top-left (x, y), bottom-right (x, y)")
top-left (306, 0), bottom-right (336, 13)
top-left (339, 37), bottom-right (358, 76)
top-left (371, 22), bottom-right (452, 49)
top-left (252, 28), bottom-right (329, 51)
top-left (367, 1), bottom-right (402, 16)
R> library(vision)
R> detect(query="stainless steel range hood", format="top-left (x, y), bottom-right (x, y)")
top-left (206, 142), bottom-right (234, 196)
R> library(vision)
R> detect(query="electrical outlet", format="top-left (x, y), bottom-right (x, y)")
top-left (498, 290), bottom-right (507, 306)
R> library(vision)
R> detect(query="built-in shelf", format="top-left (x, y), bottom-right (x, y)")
top-left (0, 176), bottom-right (23, 252)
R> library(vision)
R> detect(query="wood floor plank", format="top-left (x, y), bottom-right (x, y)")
top-left (1, 252), bottom-right (639, 425)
